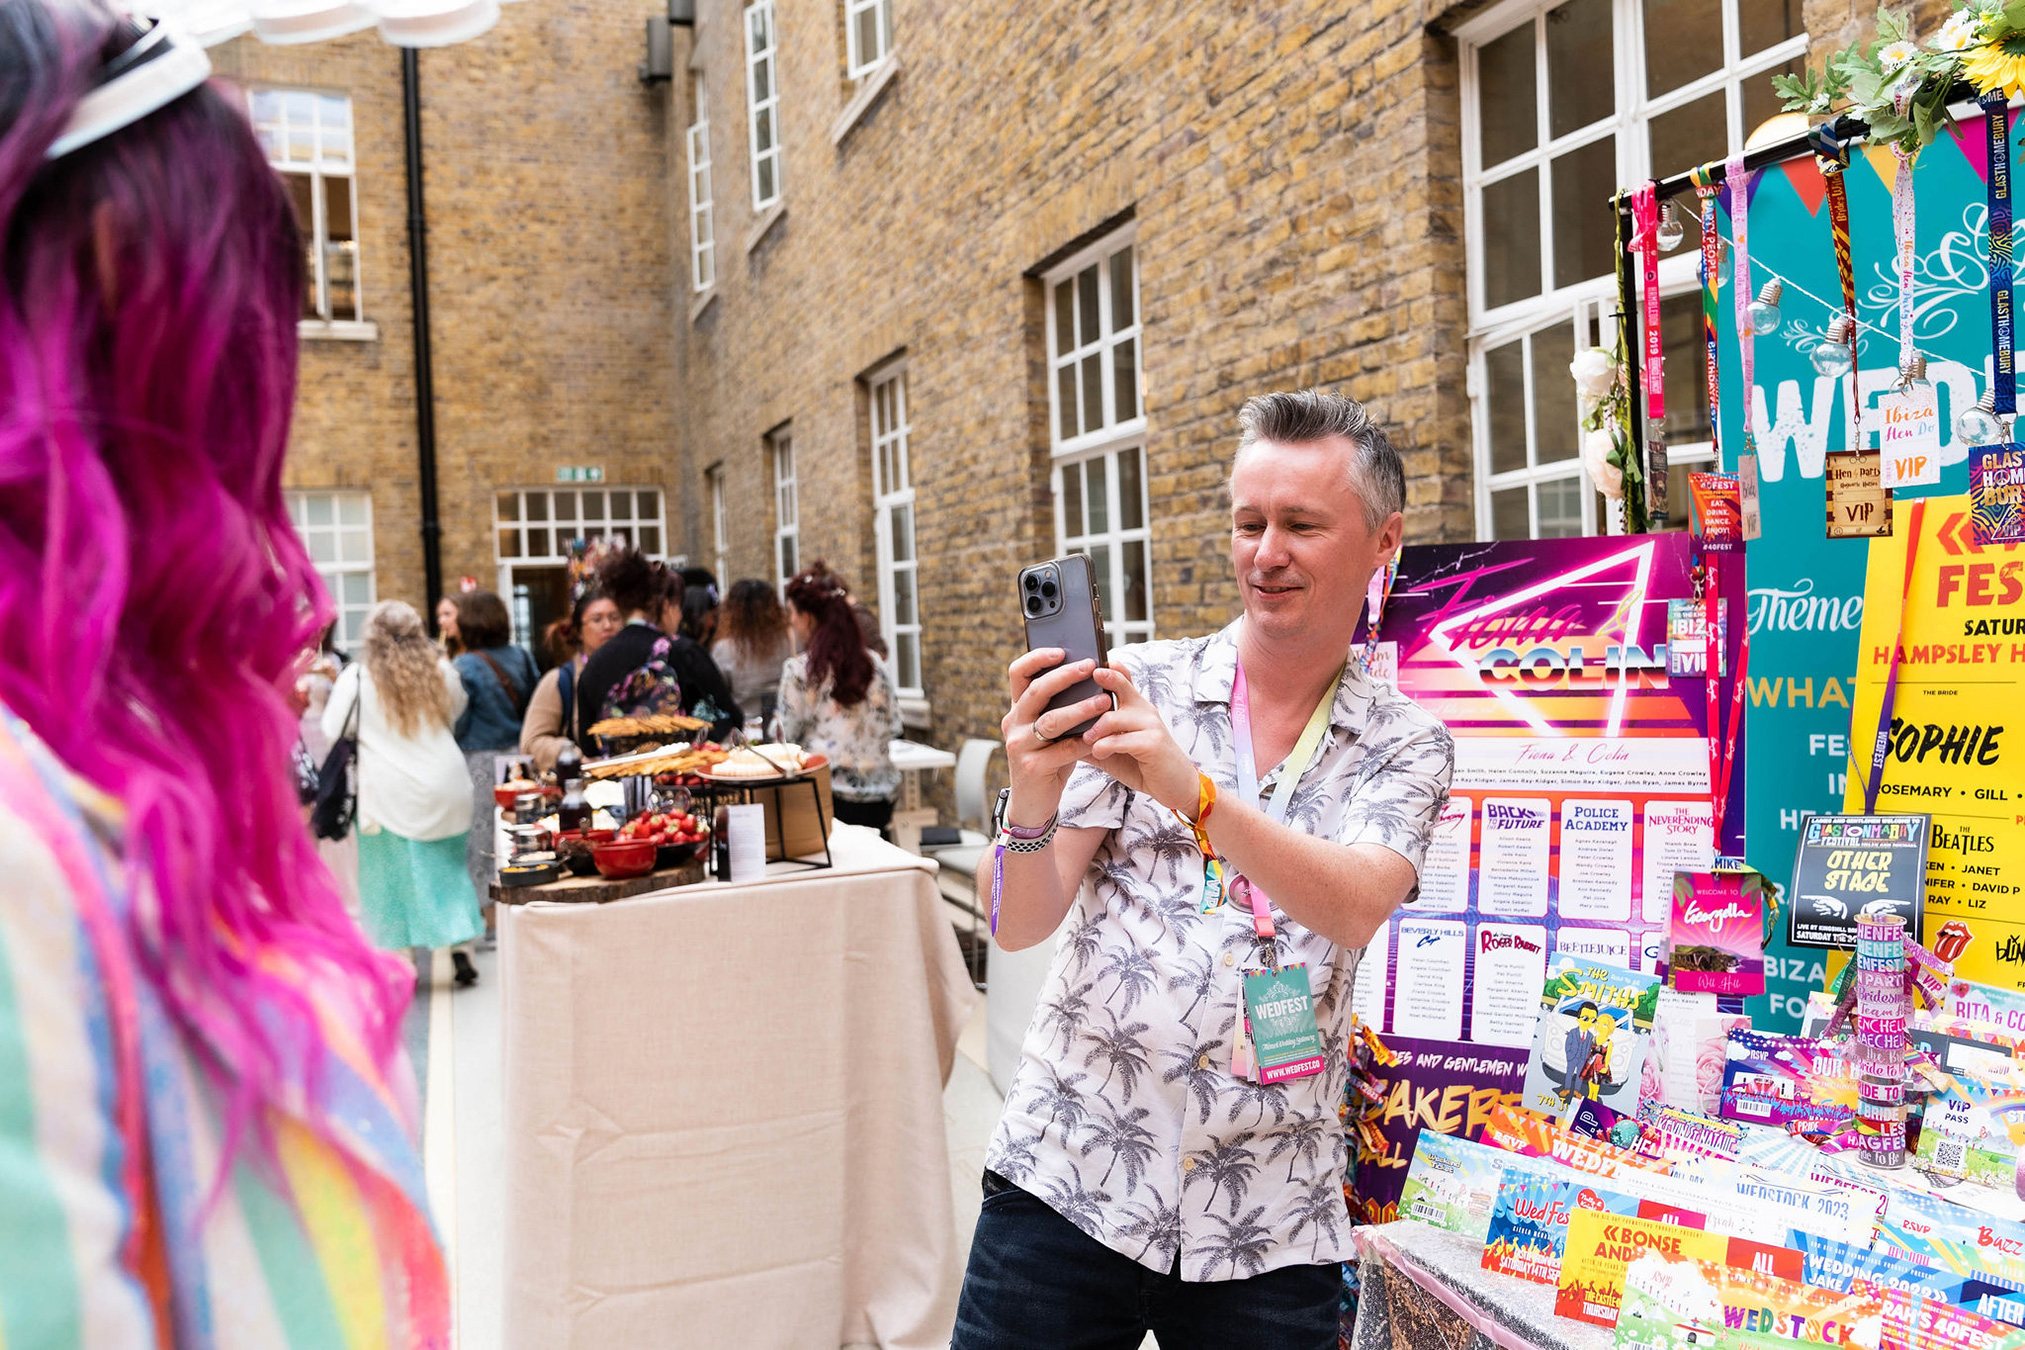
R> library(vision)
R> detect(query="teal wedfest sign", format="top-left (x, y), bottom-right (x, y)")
top-left (1712, 115), bottom-right (1999, 1028)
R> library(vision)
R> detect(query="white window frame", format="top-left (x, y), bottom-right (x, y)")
top-left (1457, 0), bottom-right (1805, 537)
top-left (687, 73), bottom-right (715, 292)
top-left (286, 490), bottom-right (376, 649)
top-left (249, 87), bottom-right (364, 329)
top-left (844, 0), bottom-right (891, 79)
top-left (1044, 224), bottom-right (1145, 461)
top-left (869, 364), bottom-right (921, 697)
top-left (745, 0), bottom-right (783, 212)
top-left (770, 428), bottom-right (798, 589)
top-left (1045, 225), bottom-right (1153, 645)
top-left (708, 464), bottom-right (730, 584)
top-left (492, 487), bottom-right (667, 566)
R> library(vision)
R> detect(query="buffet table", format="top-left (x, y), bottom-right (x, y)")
top-left (499, 825), bottom-right (976, 1350)
top-left (1351, 1222), bottom-right (1609, 1350)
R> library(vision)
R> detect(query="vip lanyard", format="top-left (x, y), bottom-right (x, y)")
top-left (1728, 154), bottom-right (1757, 461)
top-left (1229, 656), bottom-right (1342, 953)
top-left (1813, 125), bottom-right (1861, 449)
top-left (1863, 497), bottom-right (1928, 813)
top-left (1692, 164), bottom-right (1724, 472)
top-left (1985, 91), bottom-right (2017, 415)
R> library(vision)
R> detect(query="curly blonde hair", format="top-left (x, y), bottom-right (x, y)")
top-left (362, 601), bottom-right (453, 737)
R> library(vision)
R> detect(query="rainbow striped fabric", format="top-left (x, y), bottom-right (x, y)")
top-left (0, 706), bottom-right (450, 1348)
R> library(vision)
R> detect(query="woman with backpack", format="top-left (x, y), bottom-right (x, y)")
top-left (519, 586), bottom-right (623, 774)
top-left (450, 589), bottom-right (538, 939)
top-left (576, 550), bottom-right (742, 745)
top-left (323, 601), bottom-right (482, 984)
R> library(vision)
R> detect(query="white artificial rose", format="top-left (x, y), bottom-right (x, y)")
top-left (1569, 346), bottom-right (1617, 416)
top-left (1582, 425), bottom-right (1624, 500)
top-left (1935, 10), bottom-right (1978, 52)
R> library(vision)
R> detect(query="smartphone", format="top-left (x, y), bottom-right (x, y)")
top-left (1019, 555), bottom-right (1112, 741)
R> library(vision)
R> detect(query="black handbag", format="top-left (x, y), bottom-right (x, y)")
top-left (311, 692), bottom-right (361, 841)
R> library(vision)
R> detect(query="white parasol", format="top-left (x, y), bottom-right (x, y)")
top-left (143, 0), bottom-right (522, 50)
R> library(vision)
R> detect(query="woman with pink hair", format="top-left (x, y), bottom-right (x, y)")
top-left (0, 4), bottom-right (447, 1344)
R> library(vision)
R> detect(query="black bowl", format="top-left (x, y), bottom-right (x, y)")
top-left (655, 838), bottom-right (708, 870)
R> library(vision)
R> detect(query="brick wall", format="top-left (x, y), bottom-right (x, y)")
top-left (215, 0), bottom-right (683, 616)
top-left (677, 0), bottom-right (1475, 753)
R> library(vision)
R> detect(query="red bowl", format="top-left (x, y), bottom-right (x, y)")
top-left (590, 837), bottom-right (658, 878)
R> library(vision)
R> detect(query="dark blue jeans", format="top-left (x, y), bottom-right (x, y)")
top-left (952, 1172), bottom-right (1341, 1350)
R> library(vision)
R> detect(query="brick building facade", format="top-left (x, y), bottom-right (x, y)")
top-left (212, 0), bottom-right (683, 651)
top-left (670, 0), bottom-right (1878, 755)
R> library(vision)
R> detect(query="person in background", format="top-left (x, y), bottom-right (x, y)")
top-left (577, 550), bottom-right (743, 743)
top-left (713, 579), bottom-right (795, 723)
top-left (678, 582), bottom-right (720, 645)
top-left (437, 595), bottom-right (463, 658)
top-left (680, 563), bottom-right (719, 595)
top-left (449, 589), bottom-right (537, 925)
top-left (297, 625), bottom-right (360, 916)
top-left (779, 563), bottom-right (901, 831)
top-left (326, 603), bottom-right (482, 987)
top-left (520, 587), bottom-right (622, 775)
top-left (0, 8), bottom-right (449, 1337)
top-left (851, 598), bottom-right (889, 660)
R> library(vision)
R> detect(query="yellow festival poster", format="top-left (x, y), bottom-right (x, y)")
top-left (1843, 496), bottom-right (2025, 990)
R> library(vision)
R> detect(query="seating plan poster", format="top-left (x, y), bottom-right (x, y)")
top-left (1349, 534), bottom-right (1748, 1050)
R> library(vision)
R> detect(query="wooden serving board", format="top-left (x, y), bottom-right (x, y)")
top-left (490, 860), bottom-right (707, 906)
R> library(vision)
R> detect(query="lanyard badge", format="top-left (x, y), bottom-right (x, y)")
top-left (1242, 963), bottom-right (1326, 1084)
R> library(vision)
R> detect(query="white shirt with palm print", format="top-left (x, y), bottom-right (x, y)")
top-left (983, 623), bottom-right (1453, 1281)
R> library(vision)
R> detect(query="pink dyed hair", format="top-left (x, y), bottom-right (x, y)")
top-left (0, 1), bottom-right (409, 1157)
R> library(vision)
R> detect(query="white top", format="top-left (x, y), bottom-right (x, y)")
top-left (322, 660), bottom-right (474, 843)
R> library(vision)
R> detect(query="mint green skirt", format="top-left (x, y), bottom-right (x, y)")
top-left (356, 828), bottom-right (483, 951)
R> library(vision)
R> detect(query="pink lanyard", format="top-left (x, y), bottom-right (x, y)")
top-left (1229, 661), bottom-right (1339, 950)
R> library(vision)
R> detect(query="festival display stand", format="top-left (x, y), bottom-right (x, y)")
top-left (1342, 17), bottom-right (2025, 1349)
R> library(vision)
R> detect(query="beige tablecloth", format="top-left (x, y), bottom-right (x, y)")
top-left (500, 825), bottom-right (977, 1349)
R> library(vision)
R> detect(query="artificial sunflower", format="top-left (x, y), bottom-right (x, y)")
top-left (1964, 33), bottom-right (2025, 98)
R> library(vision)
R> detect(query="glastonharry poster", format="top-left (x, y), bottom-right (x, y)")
top-left (1843, 495), bottom-right (2025, 990)
top-left (1348, 533), bottom-right (1744, 1218)
top-left (1720, 115), bottom-right (1996, 1025)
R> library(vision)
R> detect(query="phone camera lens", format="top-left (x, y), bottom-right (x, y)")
top-left (1025, 596), bottom-right (1043, 616)
top-left (1041, 581), bottom-right (1058, 600)
top-left (1023, 574), bottom-right (1040, 592)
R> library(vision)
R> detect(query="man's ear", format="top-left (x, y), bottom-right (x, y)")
top-left (1373, 511), bottom-right (1405, 563)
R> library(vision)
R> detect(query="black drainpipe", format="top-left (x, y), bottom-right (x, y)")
top-left (401, 47), bottom-right (444, 628)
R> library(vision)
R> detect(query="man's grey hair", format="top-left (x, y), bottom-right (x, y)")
top-left (1234, 389), bottom-right (1405, 532)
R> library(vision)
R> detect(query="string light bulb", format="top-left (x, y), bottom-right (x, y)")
top-left (1956, 389), bottom-right (2006, 445)
top-left (1810, 314), bottom-right (1856, 378)
top-left (1747, 279), bottom-right (1784, 335)
top-left (1898, 354), bottom-right (1933, 396)
top-left (1655, 200), bottom-right (1686, 251)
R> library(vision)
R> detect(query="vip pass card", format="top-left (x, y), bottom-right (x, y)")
top-left (1669, 870), bottom-right (1768, 997)
top-left (1241, 964), bottom-right (1325, 1084)
top-left (1667, 598), bottom-right (1729, 679)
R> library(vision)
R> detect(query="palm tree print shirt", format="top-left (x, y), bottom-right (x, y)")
top-left (983, 623), bottom-right (1453, 1280)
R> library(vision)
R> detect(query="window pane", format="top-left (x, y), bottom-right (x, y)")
top-left (1118, 445), bottom-right (1144, 531)
top-left (1658, 291), bottom-right (1713, 444)
top-left (337, 494), bottom-right (366, 526)
top-left (497, 492), bottom-right (520, 521)
top-left (1744, 59), bottom-right (1800, 145)
top-left (1537, 477), bottom-right (1584, 537)
top-left (499, 527), bottom-right (522, 558)
top-left (1477, 22), bottom-right (1537, 167)
top-left (1085, 458), bottom-right (1109, 535)
top-left (637, 489), bottom-right (659, 520)
top-left (893, 565), bottom-right (916, 625)
top-left (1491, 486), bottom-right (1530, 539)
top-left (341, 527), bottom-right (371, 563)
top-left (1053, 280), bottom-right (1074, 358)
top-left (1081, 353), bottom-right (1103, 433)
top-left (1077, 265), bottom-right (1100, 346)
top-left (1058, 365), bottom-right (1079, 441)
top-left (779, 534), bottom-right (796, 576)
top-left (323, 175), bottom-right (357, 321)
top-left (251, 88), bottom-right (283, 125)
top-left (854, 6), bottom-right (879, 66)
top-left (306, 494), bottom-right (335, 526)
top-left (1062, 461), bottom-right (1084, 538)
top-left (1110, 245), bottom-right (1135, 328)
top-left (1090, 544), bottom-right (1112, 606)
top-left (553, 492), bottom-right (577, 521)
top-left (1486, 340), bottom-right (1527, 474)
top-left (1643, 0), bottom-right (1722, 97)
top-left (1122, 540), bottom-right (1149, 623)
top-left (1740, 1), bottom-right (1801, 60)
top-left (1113, 337), bottom-right (1139, 423)
top-left (892, 503), bottom-right (915, 561)
top-left (527, 527), bottom-right (551, 557)
top-left (1648, 91), bottom-right (1726, 250)
top-left (1481, 169), bottom-right (1541, 308)
top-left (1532, 323), bottom-right (1579, 464)
top-left (1546, 0), bottom-right (1612, 138)
top-left (757, 157), bottom-right (775, 204)
top-left (582, 491), bottom-right (604, 521)
top-left (897, 632), bottom-right (919, 691)
top-left (342, 572), bottom-right (371, 604)
top-left (307, 531), bottom-right (337, 564)
top-left (1552, 135), bottom-right (1617, 289)
top-left (285, 174), bottom-right (317, 318)
top-left (527, 493), bottom-right (549, 522)
top-left (639, 525), bottom-right (661, 554)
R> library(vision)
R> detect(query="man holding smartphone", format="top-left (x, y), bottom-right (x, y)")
top-left (955, 390), bottom-right (1453, 1349)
